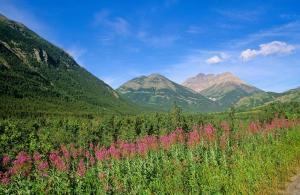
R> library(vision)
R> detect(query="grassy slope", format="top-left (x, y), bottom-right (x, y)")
top-left (200, 82), bottom-right (262, 109)
top-left (235, 89), bottom-right (300, 111)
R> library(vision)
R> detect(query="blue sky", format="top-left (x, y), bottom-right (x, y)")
top-left (1, 0), bottom-right (300, 92)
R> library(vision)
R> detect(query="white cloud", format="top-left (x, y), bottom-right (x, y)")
top-left (241, 41), bottom-right (295, 61)
top-left (206, 56), bottom-right (222, 64)
top-left (259, 41), bottom-right (295, 55)
top-left (240, 49), bottom-right (258, 61)
top-left (206, 52), bottom-right (230, 64)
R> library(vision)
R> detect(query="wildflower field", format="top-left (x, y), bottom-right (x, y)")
top-left (1, 116), bottom-right (300, 194)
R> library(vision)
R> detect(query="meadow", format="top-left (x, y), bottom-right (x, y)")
top-left (1, 113), bottom-right (300, 194)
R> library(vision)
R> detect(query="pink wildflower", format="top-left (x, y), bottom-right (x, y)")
top-left (61, 145), bottom-right (70, 160)
top-left (0, 172), bottom-right (10, 185)
top-left (77, 159), bottom-right (86, 177)
top-left (204, 124), bottom-right (216, 142)
top-left (187, 130), bottom-right (200, 147)
top-left (95, 148), bottom-right (107, 161)
top-left (49, 151), bottom-right (66, 171)
top-left (37, 161), bottom-right (49, 176)
top-left (248, 121), bottom-right (259, 134)
top-left (33, 152), bottom-right (42, 162)
top-left (108, 144), bottom-right (120, 159)
top-left (2, 155), bottom-right (10, 166)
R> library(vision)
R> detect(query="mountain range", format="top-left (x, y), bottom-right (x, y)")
top-left (117, 74), bottom-right (219, 112)
top-left (0, 13), bottom-right (299, 115)
top-left (117, 72), bottom-right (300, 112)
top-left (0, 14), bottom-right (137, 116)
top-left (182, 72), bottom-right (262, 109)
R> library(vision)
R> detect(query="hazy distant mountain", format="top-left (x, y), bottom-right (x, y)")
top-left (0, 14), bottom-right (137, 116)
top-left (183, 72), bottom-right (262, 108)
top-left (183, 72), bottom-right (246, 92)
top-left (117, 74), bottom-right (219, 112)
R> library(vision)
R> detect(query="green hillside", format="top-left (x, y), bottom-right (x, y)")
top-left (200, 82), bottom-right (262, 109)
top-left (235, 88), bottom-right (300, 110)
top-left (0, 14), bottom-right (138, 117)
top-left (117, 74), bottom-right (220, 112)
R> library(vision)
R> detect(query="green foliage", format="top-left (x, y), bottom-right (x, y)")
top-left (0, 15), bottom-right (140, 117)
top-left (1, 119), bottom-right (300, 193)
top-left (235, 88), bottom-right (300, 111)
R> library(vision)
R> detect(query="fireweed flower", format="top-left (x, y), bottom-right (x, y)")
top-left (187, 130), bottom-right (200, 147)
top-left (14, 152), bottom-right (31, 165)
top-left (248, 122), bottom-right (259, 134)
top-left (175, 128), bottom-right (185, 144)
top-left (119, 141), bottom-right (136, 158)
top-left (37, 161), bottom-right (49, 176)
top-left (89, 142), bottom-right (94, 151)
top-left (2, 155), bottom-right (10, 166)
top-left (33, 152), bottom-right (42, 162)
top-left (160, 135), bottom-right (171, 150)
top-left (49, 151), bottom-right (66, 172)
top-left (95, 147), bottom-right (107, 161)
top-left (0, 172), bottom-right (10, 185)
top-left (159, 131), bottom-right (180, 150)
top-left (85, 150), bottom-right (95, 166)
top-left (11, 151), bottom-right (32, 176)
top-left (70, 144), bottom-right (78, 159)
top-left (136, 140), bottom-right (148, 156)
top-left (89, 155), bottom-right (96, 166)
top-left (77, 159), bottom-right (86, 177)
top-left (61, 145), bottom-right (70, 161)
top-left (108, 144), bottom-right (120, 159)
top-left (205, 124), bottom-right (216, 142)
top-left (142, 136), bottom-right (158, 152)
top-left (85, 150), bottom-right (91, 160)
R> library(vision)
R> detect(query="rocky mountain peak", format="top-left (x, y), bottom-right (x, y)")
top-left (118, 73), bottom-right (177, 91)
top-left (182, 72), bottom-right (246, 92)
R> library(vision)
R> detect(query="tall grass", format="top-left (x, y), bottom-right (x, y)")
top-left (1, 117), bottom-right (300, 194)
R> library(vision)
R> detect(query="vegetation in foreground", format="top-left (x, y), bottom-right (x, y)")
top-left (1, 116), bottom-right (300, 194)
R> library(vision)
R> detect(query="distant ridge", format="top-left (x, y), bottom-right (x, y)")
top-left (183, 72), bottom-right (262, 108)
top-left (182, 72), bottom-right (246, 92)
top-left (117, 74), bottom-right (220, 112)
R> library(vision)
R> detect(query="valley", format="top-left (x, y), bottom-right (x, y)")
top-left (0, 5), bottom-right (300, 194)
